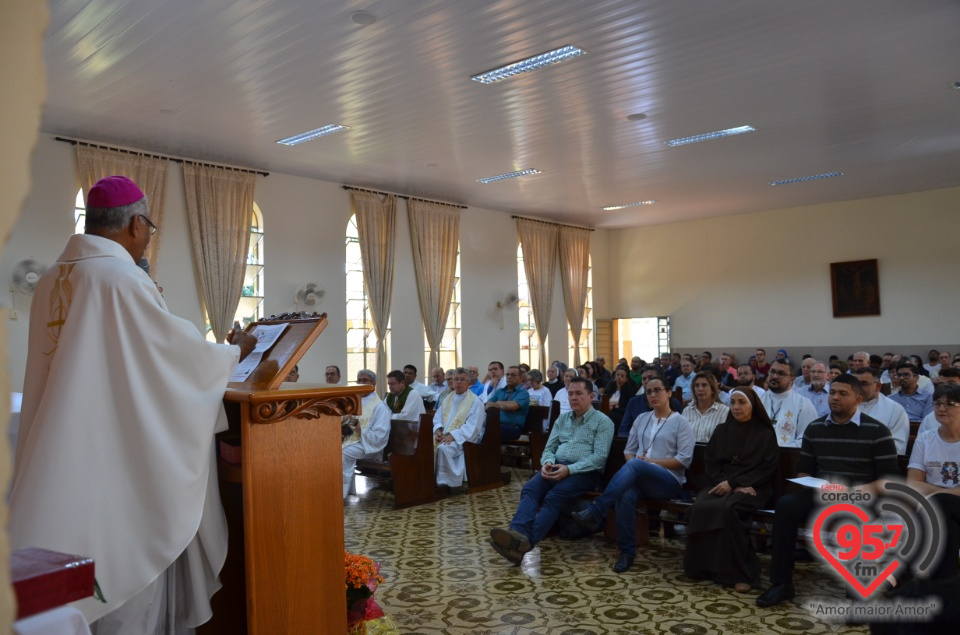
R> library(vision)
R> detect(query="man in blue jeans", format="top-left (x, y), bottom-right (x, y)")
top-left (489, 377), bottom-right (614, 564)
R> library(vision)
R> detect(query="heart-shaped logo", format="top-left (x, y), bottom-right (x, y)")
top-left (811, 503), bottom-right (902, 599)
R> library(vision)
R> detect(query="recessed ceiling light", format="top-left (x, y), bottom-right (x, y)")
top-left (665, 125), bottom-right (755, 147)
top-left (954, 81), bottom-right (960, 90)
top-left (158, 108), bottom-right (181, 115)
top-left (276, 125), bottom-right (350, 146)
top-left (602, 200), bottom-right (657, 211)
top-left (626, 113), bottom-right (647, 121)
top-left (470, 45), bottom-right (586, 84)
top-left (770, 172), bottom-right (843, 186)
top-left (477, 169), bottom-right (542, 184)
top-left (351, 11), bottom-right (378, 25)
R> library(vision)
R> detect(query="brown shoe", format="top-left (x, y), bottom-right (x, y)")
top-left (489, 540), bottom-right (524, 565)
top-left (490, 527), bottom-right (532, 553)
top-left (734, 583), bottom-right (751, 594)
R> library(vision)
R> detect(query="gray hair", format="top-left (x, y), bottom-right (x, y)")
top-left (528, 369), bottom-right (543, 382)
top-left (357, 369), bottom-right (376, 383)
top-left (454, 367), bottom-right (469, 377)
top-left (84, 197), bottom-right (149, 234)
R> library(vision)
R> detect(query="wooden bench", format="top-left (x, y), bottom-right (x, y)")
top-left (355, 413), bottom-right (437, 509)
top-left (501, 402), bottom-right (560, 472)
top-left (464, 407), bottom-right (507, 493)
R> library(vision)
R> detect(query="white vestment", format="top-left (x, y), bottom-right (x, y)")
top-left (342, 392), bottom-right (392, 497)
top-left (859, 393), bottom-right (910, 455)
top-left (760, 389), bottom-right (819, 447)
top-left (388, 387), bottom-right (426, 421)
top-left (918, 411), bottom-right (940, 436)
top-left (432, 391), bottom-right (484, 487)
top-left (9, 235), bottom-right (238, 628)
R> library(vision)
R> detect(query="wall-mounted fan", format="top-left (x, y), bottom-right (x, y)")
top-left (294, 282), bottom-right (325, 309)
top-left (496, 292), bottom-right (520, 329)
top-left (10, 259), bottom-right (46, 294)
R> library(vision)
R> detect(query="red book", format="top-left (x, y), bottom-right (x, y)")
top-left (11, 547), bottom-right (95, 619)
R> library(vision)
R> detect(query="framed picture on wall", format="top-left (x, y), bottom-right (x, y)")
top-left (830, 259), bottom-right (880, 317)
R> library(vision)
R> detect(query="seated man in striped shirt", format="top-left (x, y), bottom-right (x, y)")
top-left (489, 377), bottom-right (614, 565)
top-left (756, 374), bottom-right (899, 607)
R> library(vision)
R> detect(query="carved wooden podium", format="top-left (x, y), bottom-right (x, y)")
top-left (198, 316), bottom-right (373, 635)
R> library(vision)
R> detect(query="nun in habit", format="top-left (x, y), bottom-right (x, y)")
top-left (683, 387), bottom-right (779, 593)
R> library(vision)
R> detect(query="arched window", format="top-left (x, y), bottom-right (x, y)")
top-left (424, 247), bottom-right (461, 372)
top-left (568, 255), bottom-right (593, 363)
top-left (517, 243), bottom-right (539, 368)
top-left (346, 214), bottom-right (389, 379)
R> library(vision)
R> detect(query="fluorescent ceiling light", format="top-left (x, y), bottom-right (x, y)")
top-left (665, 125), bottom-right (755, 147)
top-left (471, 45), bottom-right (586, 84)
top-left (477, 169), bottom-right (542, 184)
top-left (602, 200), bottom-right (658, 211)
top-left (276, 125), bottom-right (349, 146)
top-left (770, 172), bottom-right (843, 186)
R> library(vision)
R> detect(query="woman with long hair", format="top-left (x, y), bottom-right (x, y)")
top-left (683, 387), bottom-right (779, 592)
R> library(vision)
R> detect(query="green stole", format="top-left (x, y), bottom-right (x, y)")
top-left (386, 385), bottom-right (412, 414)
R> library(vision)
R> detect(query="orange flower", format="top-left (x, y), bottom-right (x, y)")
top-left (344, 551), bottom-right (385, 591)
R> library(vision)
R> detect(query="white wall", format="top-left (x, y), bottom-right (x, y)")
top-left (609, 186), bottom-right (960, 350)
top-left (2, 134), bottom-right (611, 390)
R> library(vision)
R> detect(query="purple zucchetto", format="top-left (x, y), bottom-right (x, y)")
top-left (87, 176), bottom-right (145, 208)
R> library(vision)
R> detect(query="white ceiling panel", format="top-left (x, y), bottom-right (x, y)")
top-left (41, 0), bottom-right (960, 227)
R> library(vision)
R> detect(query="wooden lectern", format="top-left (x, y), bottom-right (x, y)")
top-left (199, 316), bottom-right (372, 635)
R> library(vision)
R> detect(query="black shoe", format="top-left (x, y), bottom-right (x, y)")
top-left (490, 527), bottom-right (532, 554)
top-left (571, 507), bottom-right (604, 534)
top-left (613, 553), bottom-right (635, 573)
top-left (756, 583), bottom-right (795, 608)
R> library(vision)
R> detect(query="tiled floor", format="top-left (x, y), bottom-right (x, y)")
top-left (344, 468), bottom-right (867, 635)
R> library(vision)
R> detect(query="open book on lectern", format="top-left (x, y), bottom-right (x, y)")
top-left (227, 313), bottom-right (328, 389)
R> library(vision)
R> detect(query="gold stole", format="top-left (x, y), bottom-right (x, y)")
top-left (343, 393), bottom-right (382, 447)
top-left (435, 391), bottom-right (477, 449)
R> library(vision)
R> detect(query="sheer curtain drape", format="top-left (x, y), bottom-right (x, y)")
top-left (559, 226), bottom-right (592, 367)
top-left (407, 200), bottom-right (461, 371)
top-left (351, 191), bottom-right (397, 395)
top-left (77, 145), bottom-right (169, 274)
top-left (516, 218), bottom-right (559, 372)
top-left (182, 163), bottom-right (256, 342)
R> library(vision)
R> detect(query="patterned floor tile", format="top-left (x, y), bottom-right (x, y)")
top-left (344, 468), bottom-right (869, 634)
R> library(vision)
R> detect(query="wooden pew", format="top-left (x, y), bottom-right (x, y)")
top-left (464, 408), bottom-right (506, 493)
top-left (355, 413), bottom-right (437, 509)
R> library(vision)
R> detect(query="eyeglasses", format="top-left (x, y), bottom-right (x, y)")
top-left (768, 370), bottom-right (790, 377)
top-left (895, 373), bottom-right (915, 379)
top-left (138, 214), bottom-right (158, 235)
top-left (647, 387), bottom-right (666, 395)
top-left (933, 401), bottom-right (960, 410)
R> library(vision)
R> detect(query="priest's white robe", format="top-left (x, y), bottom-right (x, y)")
top-left (9, 234), bottom-right (238, 629)
top-left (760, 389), bottom-right (818, 447)
top-left (859, 393), bottom-right (910, 455)
top-left (342, 392), bottom-right (392, 497)
top-left (433, 391), bottom-right (484, 487)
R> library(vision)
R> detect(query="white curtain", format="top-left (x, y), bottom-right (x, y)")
top-left (407, 200), bottom-right (461, 371)
top-left (559, 226), bottom-right (592, 367)
top-left (351, 191), bottom-right (397, 396)
top-left (182, 163), bottom-right (256, 342)
top-left (76, 145), bottom-right (169, 275)
top-left (516, 218), bottom-right (559, 372)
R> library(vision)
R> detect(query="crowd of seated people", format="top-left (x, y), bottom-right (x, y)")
top-left (341, 346), bottom-right (960, 612)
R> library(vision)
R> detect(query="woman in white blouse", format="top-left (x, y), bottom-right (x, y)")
top-left (682, 371), bottom-right (730, 443)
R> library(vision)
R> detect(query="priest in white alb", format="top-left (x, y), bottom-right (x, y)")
top-left (342, 369), bottom-right (392, 497)
top-left (433, 367), bottom-right (485, 488)
top-left (8, 176), bottom-right (257, 635)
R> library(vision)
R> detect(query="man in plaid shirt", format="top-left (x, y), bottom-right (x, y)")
top-left (490, 377), bottom-right (614, 564)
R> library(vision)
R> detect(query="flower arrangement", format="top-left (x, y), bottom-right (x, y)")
top-left (345, 551), bottom-right (386, 634)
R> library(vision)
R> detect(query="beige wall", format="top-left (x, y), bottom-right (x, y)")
top-left (609, 187), bottom-right (960, 350)
top-left (2, 134), bottom-right (611, 391)
top-left (1, 0), bottom-right (49, 627)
